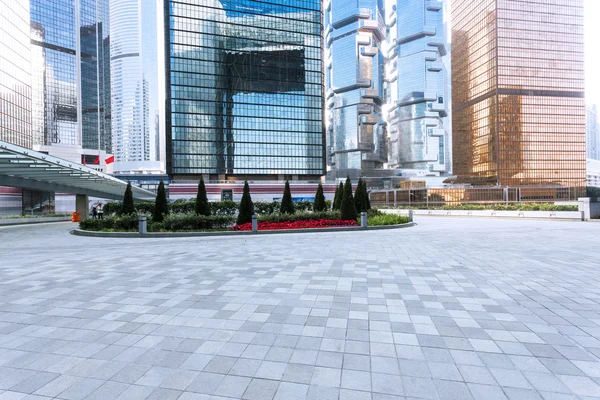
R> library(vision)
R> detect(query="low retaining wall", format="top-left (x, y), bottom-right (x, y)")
top-left (381, 209), bottom-right (584, 221)
top-left (71, 222), bottom-right (416, 238)
top-left (0, 217), bottom-right (72, 226)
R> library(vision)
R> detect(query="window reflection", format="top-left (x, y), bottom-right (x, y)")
top-left (166, 0), bottom-right (324, 178)
top-left (452, 0), bottom-right (586, 190)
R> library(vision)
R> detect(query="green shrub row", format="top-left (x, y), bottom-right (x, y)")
top-left (383, 203), bottom-right (578, 211)
top-left (162, 214), bottom-right (235, 231)
top-left (103, 199), bottom-right (331, 217)
top-left (1, 213), bottom-right (71, 219)
top-left (79, 214), bottom-right (139, 231)
top-left (79, 214), bottom-right (236, 232)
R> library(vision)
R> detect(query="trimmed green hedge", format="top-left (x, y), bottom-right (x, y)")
top-left (79, 214), bottom-right (139, 231)
top-left (79, 214), bottom-right (235, 232)
top-left (103, 199), bottom-right (320, 217)
top-left (163, 214), bottom-right (235, 231)
top-left (1, 214), bottom-right (70, 219)
top-left (367, 214), bottom-right (410, 226)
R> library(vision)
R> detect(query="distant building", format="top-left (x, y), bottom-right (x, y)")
top-left (451, 0), bottom-right (586, 189)
top-left (29, 0), bottom-right (112, 170)
top-left (164, 0), bottom-right (324, 181)
top-left (588, 105), bottom-right (599, 160)
top-left (109, 0), bottom-right (164, 175)
top-left (385, 0), bottom-right (449, 175)
top-left (325, 0), bottom-right (387, 179)
top-left (0, 0), bottom-right (32, 148)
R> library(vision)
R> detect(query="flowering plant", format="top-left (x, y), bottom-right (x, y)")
top-left (232, 219), bottom-right (358, 231)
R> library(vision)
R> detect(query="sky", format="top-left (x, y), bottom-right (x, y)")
top-left (585, 0), bottom-right (599, 105)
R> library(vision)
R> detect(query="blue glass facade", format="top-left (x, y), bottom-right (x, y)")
top-left (0, 0), bottom-right (32, 148)
top-left (30, 0), bottom-right (111, 153)
top-left (325, 0), bottom-right (386, 176)
top-left (386, 0), bottom-right (449, 173)
top-left (165, 0), bottom-right (325, 179)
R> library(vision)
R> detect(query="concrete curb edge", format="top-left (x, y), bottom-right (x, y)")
top-left (70, 222), bottom-right (416, 238)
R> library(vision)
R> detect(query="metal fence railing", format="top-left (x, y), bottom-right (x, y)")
top-left (369, 186), bottom-right (585, 207)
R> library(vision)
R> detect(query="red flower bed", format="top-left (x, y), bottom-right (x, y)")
top-left (232, 219), bottom-right (358, 231)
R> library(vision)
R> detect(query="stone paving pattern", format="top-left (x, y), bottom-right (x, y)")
top-left (1, 218), bottom-right (600, 399)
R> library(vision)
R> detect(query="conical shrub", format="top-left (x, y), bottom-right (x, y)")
top-left (152, 180), bottom-right (169, 222)
top-left (333, 182), bottom-right (344, 210)
top-left (340, 177), bottom-right (358, 220)
top-left (332, 183), bottom-right (340, 210)
top-left (354, 178), bottom-right (366, 213)
top-left (237, 181), bottom-right (254, 225)
top-left (313, 183), bottom-right (327, 212)
top-left (365, 180), bottom-right (371, 210)
top-left (280, 180), bottom-right (295, 214)
top-left (120, 182), bottom-right (136, 215)
top-left (195, 177), bottom-right (210, 216)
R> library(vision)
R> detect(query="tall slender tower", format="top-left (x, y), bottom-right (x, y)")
top-left (324, 0), bottom-right (386, 178)
top-left (29, 0), bottom-right (111, 166)
top-left (0, 0), bottom-right (32, 148)
top-left (452, 0), bottom-right (586, 189)
top-left (110, 0), bottom-right (164, 174)
top-left (386, 0), bottom-right (449, 175)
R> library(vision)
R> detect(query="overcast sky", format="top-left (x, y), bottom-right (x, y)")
top-left (585, 0), bottom-right (599, 105)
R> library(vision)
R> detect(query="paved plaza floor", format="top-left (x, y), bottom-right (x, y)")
top-left (1, 218), bottom-right (600, 400)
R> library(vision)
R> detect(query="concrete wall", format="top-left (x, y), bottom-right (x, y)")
top-left (381, 209), bottom-right (584, 221)
top-left (578, 198), bottom-right (600, 220)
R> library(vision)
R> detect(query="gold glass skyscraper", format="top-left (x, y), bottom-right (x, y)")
top-left (452, 0), bottom-right (586, 189)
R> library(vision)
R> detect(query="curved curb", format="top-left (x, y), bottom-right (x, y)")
top-left (70, 222), bottom-right (416, 238)
top-left (0, 217), bottom-right (71, 226)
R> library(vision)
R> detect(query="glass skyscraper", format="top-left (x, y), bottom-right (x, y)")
top-left (110, 0), bottom-right (163, 174)
top-left (325, 0), bottom-right (386, 177)
top-left (452, 0), bottom-right (586, 188)
top-left (165, 0), bottom-right (324, 180)
top-left (0, 0), bottom-right (32, 149)
top-left (385, 0), bottom-right (449, 174)
top-left (30, 0), bottom-right (111, 156)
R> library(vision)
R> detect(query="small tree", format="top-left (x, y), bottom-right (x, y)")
top-left (195, 177), bottom-right (210, 216)
top-left (313, 183), bottom-right (327, 212)
top-left (333, 182), bottom-right (344, 210)
top-left (120, 182), bottom-right (136, 215)
top-left (354, 178), bottom-right (366, 213)
top-left (280, 180), bottom-right (295, 214)
top-left (237, 181), bottom-right (254, 225)
top-left (152, 180), bottom-right (169, 222)
top-left (340, 177), bottom-right (358, 220)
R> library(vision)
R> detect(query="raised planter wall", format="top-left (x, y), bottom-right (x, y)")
top-left (381, 209), bottom-right (584, 221)
top-left (0, 217), bottom-right (72, 226)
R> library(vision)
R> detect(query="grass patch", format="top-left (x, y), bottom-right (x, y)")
top-left (367, 214), bottom-right (410, 226)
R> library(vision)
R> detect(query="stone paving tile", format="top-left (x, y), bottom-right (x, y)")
top-left (2, 219), bottom-right (600, 399)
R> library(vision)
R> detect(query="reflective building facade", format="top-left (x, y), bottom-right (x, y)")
top-left (587, 104), bottom-right (599, 160)
top-left (110, 0), bottom-right (163, 174)
top-left (452, 0), bottom-right (586, 188)
top-left (165, 0), bottom-right (324, 180)
top-left (30, 0), bottom-right (111, 155)
top-left (325, 0), bottom-right (386, 177)
top-left (385, 0), bottom-right (449, 174)
top-left (0, 0), bottom-right (32, 148)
